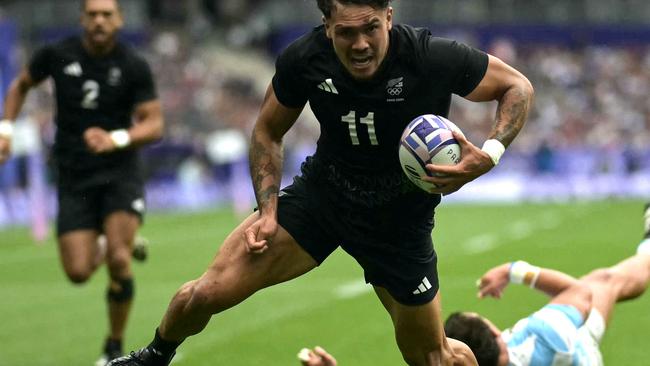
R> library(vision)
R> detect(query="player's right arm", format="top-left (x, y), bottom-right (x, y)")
top-left (244, 83), bottom-right (304, 254)
top-left (0, 69), bottom-right (40, 164)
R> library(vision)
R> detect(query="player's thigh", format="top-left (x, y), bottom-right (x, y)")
top-left (549, 283), bottom-right (593, 321)
top-left (578, 279), bottom-right (616, 324)
top-left (196, 212), bottom-right (318, 307)
top-left (103, 211), bottom-right (140, 248)
top-left (374, 286), bottom-right (446, 351)
top-left (58, 229), bottom-right (100, 281)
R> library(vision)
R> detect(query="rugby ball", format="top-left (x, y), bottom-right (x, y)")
top-left (398, 114), bottom-right (462, 192)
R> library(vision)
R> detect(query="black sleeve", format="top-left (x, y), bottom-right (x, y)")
top-left (271, 45), bottom-right (309, 108)
top-left (130, 56), bottom-right (157, 104)
top-left (28, 45), bottom-right (53, 82)
top-left (422, 37), bottom-right (488, 97)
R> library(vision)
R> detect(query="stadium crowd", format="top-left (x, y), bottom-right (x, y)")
top-left (1, 27), bottom-right (650, 223)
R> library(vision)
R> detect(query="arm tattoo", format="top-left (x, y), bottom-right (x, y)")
top-left (490, 86), bottom-right (531, 147)
top-left (250, 134), bottom-right (282, 212)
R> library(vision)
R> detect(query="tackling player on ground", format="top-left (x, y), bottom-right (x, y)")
top-left (299, 235), bottom-right (650, 365)
top-left (0, 0), bottom-right (163, 364)
top-left (110, 0), bottom-right (532, 365)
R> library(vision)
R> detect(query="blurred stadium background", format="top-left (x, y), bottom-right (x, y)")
top-left (0, 1), bottom-right (649, 365)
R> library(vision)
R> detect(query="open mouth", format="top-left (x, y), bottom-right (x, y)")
top-left (350, 55), bottom-right (372, 68)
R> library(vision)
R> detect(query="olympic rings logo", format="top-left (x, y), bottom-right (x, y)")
top-left (387, 87), bottom-right (402, 96)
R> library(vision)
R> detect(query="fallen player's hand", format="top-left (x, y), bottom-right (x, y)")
top-left (298, 346), bottom-right (337, 366)
top-left (476, 263), bottom-right (511, 299)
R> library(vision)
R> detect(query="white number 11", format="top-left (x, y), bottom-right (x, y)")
top-left (340, 110), bottom-right (378, 145)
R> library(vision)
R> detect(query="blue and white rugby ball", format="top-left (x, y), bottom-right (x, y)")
top-left (398, 114), bottom-right (462, 192)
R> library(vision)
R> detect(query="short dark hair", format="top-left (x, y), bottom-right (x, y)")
top-left (81, 0), bottom-right (121, 11)
top-left (444, 313), bottom-right (500, 366)
top-left (316, 0), bottom-right (392, 18)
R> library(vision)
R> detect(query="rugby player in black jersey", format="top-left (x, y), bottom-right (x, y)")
top-left (110, 1), bottom-right (533, 365)
top-left (0, 0), bottom-right (163, 364)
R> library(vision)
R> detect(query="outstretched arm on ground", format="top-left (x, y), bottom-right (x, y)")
top-left (478, 261), bottom-right (592, 321)
top-left (477, 261), bottom-right (580, 299)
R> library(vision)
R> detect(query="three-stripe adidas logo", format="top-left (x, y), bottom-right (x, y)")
top-left (63, 62), bottom-right (82, 77)
top-left (412, 277), bottom-right (433, 295)
top-left (317, 78), bottom-right (338, 94)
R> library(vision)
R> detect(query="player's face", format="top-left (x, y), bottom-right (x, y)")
top-left (323, 2), bottom-right (393, 80)
top-left (81, 0), bottom-right (123, 47)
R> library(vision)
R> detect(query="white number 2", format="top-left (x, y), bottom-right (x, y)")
top-left (81, 80), bottom-right (100, 109)
top-left (341, 110), bottom-right (378, 145)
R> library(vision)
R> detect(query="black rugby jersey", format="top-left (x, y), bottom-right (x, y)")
top-left (273, 24), bottom-right (488, 207)
top-left (29, 37), bottom-right (157, 171)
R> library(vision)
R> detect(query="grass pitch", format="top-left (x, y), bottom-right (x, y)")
top-left (0, 199), bottom-right (648, 365)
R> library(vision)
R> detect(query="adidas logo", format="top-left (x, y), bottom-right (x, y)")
top-left (412, 276), bottom-right (433, 295)
top-left (317, 78), bottom-right (338, 94)
top-left (63, 62), bottom-right (83, 77)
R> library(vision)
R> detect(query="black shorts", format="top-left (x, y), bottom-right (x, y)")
top-left (56, 166), bottom-right (145, 236)
top-left (277, 174), bottom-right (440, 306)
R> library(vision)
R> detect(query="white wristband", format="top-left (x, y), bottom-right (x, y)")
top-left (110, 129), bottom-right (131, 148)
top-left (509, 260), bottom-right (540, 288)
top-left (0, 119), bottom-right (14, 139)
top-left (481, 139), bottom-right (506, 165)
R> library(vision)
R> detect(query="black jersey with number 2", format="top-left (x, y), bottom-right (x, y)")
top-left (273, 24), bottom-right (488, 207)
top-left (28, 37), bottom-right (157, 171)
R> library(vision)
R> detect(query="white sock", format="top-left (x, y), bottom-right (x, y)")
top-left (638, 238), bottom-right (650, 255)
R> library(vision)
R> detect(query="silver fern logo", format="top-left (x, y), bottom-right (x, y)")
top-left (386, 77), bottom-right (403, 96)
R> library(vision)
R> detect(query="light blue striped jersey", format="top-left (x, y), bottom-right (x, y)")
top-left (501, 304), bottom-right (601, 366)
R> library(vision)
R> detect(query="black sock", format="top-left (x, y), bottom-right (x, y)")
top-left (105, 338), bottom-right (122, 353)
top-left (148, 328), bottom-right (182, 357)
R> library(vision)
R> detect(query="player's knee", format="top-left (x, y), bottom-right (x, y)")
top-left (400, 348), bottom-right (443, 366)
top-left (107, 277), bottom-right (134, 303)
top-left (397, 337), bottom-right (444, 366)
top-left (65, 268), bottom-right (92, 284)
top-left (106, 248), bottom-right (131, 273)
top-left (186, 278), bottom-right (243, 314)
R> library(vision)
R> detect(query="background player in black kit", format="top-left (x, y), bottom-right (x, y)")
top-left (111, 0), bottom-right (533, 365)
top-left (0, 0), bottom-right (163, 364)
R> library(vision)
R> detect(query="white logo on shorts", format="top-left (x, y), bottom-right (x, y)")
top-left (131, 198), bottom-right (145, 213)
top-left (412, 276), bottom-right (433, 294)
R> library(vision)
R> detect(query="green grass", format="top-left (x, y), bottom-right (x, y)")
top-left (0, 200), bottom-right (648, 365)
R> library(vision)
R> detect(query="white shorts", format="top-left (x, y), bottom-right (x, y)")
top-left (577, 309), bottom-right (605, 366)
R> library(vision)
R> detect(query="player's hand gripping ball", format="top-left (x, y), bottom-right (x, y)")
top-left (398, 114), bottom-right (462, 192)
